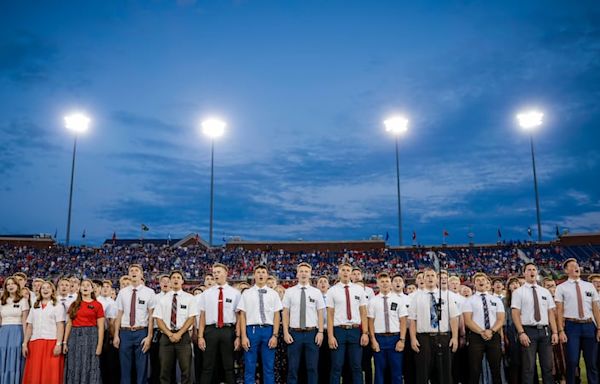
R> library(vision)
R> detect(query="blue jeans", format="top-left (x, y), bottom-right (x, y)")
top-left (373, 334), bottom-right (403, 384)
top-left (244, 325), bottom-right (275, 384)
top-left (564, 321), bottom-right (598, 384)
top-left (119, 329), bottom-right (149, 384)
top-left (287, 329), bottom-right (319, 384)
top-left (330, 327), bottom-right (363, 384)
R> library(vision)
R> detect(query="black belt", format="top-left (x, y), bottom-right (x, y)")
top-left (207, 323), bottom-right (235, 328)
top-left (565, 318), bottom-right (593, 324)
top-left (375, 332), bottom-right (400, 336)
top-left (290, 327), bottom-right (317, 332)
top-left (335, 325), bottom-right (360, 330)
top-left (523, 325), bottom-right (548, 330)
top-left (248, 324), bottom-right (272, 327)
top-left (419, 332), bottom-right (449, 336)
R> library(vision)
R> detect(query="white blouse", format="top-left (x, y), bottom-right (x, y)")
top-left (27, 302), bottom-right (66, 340)
top-left (0, 297), bottom-right (29, 325)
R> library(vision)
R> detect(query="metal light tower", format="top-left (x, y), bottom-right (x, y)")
top-left (201, 118), bottom-right (226, 247)
top-left (384, 116), bottom-right (409, 246)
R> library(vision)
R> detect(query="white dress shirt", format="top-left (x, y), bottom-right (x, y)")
top-left (368, 293), bottom-right (408, 333)
top-left (462, 292), bottom-right (505, 330)
top-left (282, 283), bottom-right (326, 329)
top-left (154, 290), bottom-right (199, 330)
top-left (326, 282), bottom-right (367, 327)
top-left (555, 279), bottom-right (600, 320)
top-left (116, 284), bottom-right (156, 328)
top-left (153, 291), bottom-right (168, 328)
top-left (198, 284), bottom-right (241, 325)
top-left (237, 285), bottom-right (283, 326)
top-left (511, 283), bottom-right (555, 326)
top-left (57, 294), bottom-right (76, 313)
top-left (97, 296), bottom-right (118, 320)
top-left (445, 290), bottom-right (464, 315)
top-left (0, 298), bottom-right (29, 325)
top-left (26, 302), bottom-right (66, 340)
top-left (364, 286), bottom-right (376, 301)
top-left (408, 289), bottom-right (459, 333)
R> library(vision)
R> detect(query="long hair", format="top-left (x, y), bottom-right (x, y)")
top-left (33, 281), bottom-right (58, 309)
top-left (1, 277), bottom-right (24, 306)
top-left (504, 276), bottom-right (521, 308)
top-left (68, 279), bottom-right (97, 320)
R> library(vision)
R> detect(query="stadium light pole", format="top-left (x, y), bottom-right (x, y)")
top-left (517, 110), bottom-right (544, 242)
top-left (384, 115), bottom-right (409, 246)
top-left (201, 118), bottom-right (226, 248)
top-left (64, 113), bottom-right (90, 247)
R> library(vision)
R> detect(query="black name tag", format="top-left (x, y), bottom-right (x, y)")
top-left (354, 295), bottom-right (360, 300)
top-left (225, 298), bottom-right (232, 303)
top-left (13, 304), bottom-right (20, 308)
top-left (180, 305), bottom-right (187, 309)
top-left (309, 297), bottom-right (315, 303)
top-left (406, 304), bottom-right (410, 308)
top-left (391, 302), bottom-right (398, 311)
top-left (138, 300), bottom-right (146, 305)
top-left (586, 292), bottom-right (593, 297)
top-left (491, 302), bottom-right (497, 307)
top-left (87, 305), bottom-right (95, 309)
top-left (541, 296), bottom-right (547, 301)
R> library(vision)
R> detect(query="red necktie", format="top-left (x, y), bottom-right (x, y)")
top-left (170, 293), bottom-right (178, 330)
top-left (129, 288), bottom-right (137, 327)
top-left (344, 285), bottom-right (352, 321)
top-left (218, 287), bottom-right (224, 328)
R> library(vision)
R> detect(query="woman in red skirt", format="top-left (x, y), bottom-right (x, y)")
top-left (22, 280), bottom-right (66, 384)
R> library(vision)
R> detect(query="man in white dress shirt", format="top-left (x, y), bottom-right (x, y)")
top-left (154, 270), bottom-right (198, 384)
top-left (238, 265), bottom-right (283, 384)
top-left (368, 272), bottom-right (408, 384)
top-left (283, 262), bottom-right (325, 384)
top-left (114, 263), bottom-right (156, 384)
top-left (511, 262), bottom-right (558, 384)
top-left (555, 258), bottom-right (600, 384)
top-left (327, 262), bottom-right (369, 384)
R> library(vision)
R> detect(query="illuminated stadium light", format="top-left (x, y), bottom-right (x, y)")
top-left (201, 118), bottom-right (226, 138)
top-left (64, 113), bottom-right (91, 134)
top-left (383, 116), bottom-right (409, 135)
top-left (516, 110), bottom-right (543, 131)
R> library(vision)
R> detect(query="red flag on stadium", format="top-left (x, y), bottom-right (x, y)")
top-left (443, 229), bottom-right (449, 237)
top-left (112, 231), bottom-right (116, 244)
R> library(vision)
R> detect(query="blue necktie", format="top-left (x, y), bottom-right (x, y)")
top-left (429, 292), bottom-right (439, 329)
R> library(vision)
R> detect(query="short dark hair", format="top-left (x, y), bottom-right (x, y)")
top-left (254, 265), bottom-right (268, 273)
top-left (522, 262), bottom-right (537, 273)
top-left (562, 258), bottom-right (578, 270)
top-left (377, 272), bottom-right (390, 280)
top-left (169, 270), bottom-right (185, 280)
top-left (128, 264), bottom-right (143, 272)
top-left (391, 274), bottom-right (404, 281)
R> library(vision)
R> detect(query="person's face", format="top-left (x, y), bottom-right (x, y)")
top-left (266, 278), bottom-right (276, 289)
top-left (297, 266), bottom-right (311, 283)
top-left (212, 267), bottom-right (227, 285)
top-left (93, 283), bottom-right (101, 297)
top-left (80, 281), bottom-right (93, 296)
top-left (441, 274), bottom-right (448, 287)
top-left (58, 280), bottom-right (70, 295)
top-left (493, 281), bottom-right (503, 293)
top-left (592, 278), bottom-right (600, 293)
top-left (474, 276), bottom-right (487, 292)
top-left (406, 285), bottom-right (416, 294)
top-left (448, 279), bottom-right (460, 292)
top-left (509, 280), bottom-right (521, 292)
top-left (120, 277), bottom-right (131, 289)
top-left (14, 276), bottom-right (25, 288)
top-left (338, 266), bottom-right (352, 282)
top-left (254, 268), bottom-right (269, 285)
top-left (204, 275), bottom-right (215, 287)
top-left (40, 283), bottom-right (53, 300)
top-left (21, 288), bottom-right (30, 298)
top-left (524, 265), bottom-right (538, 283)
top-left (70, 278), bottom-right (80, 294)
top-left (392, 277), bottom-right (404, 293)
top-left (461, 286), bottom-right (472, 297)
top-left (170, 274), bottom-right (183, 290)
top-left (5, 279), bottom-right (18, 294)
top-left (101, 282), bottom-right (112, 297)
top-left (424, 271), bottom-right (437, 288)
top-left (484, 280), bottom-right (492, 292)
top-left (159, 277), bottom-right (171, 292)
top-left (317, 278), bottom-right (329, 292)
top-left (543, 280), bottom-right (556, 290)
top-left (565, 260), bottom-right (580, 279)
top-left (33, 280), bottom-right (42, 293)
top-left (110, 289), bottom-right (117, 300)
top-left (416, 274), bottom-right (425, 288)
top-left (128, 266), bottom-right (142, 282)
top-left (351, 270), bottom-right (363, 283)
top-left (377, 277), bottom-right (391, 292)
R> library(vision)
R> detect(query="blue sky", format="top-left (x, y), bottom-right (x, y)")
top-left (1, 0), bottom-right (599, 246)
